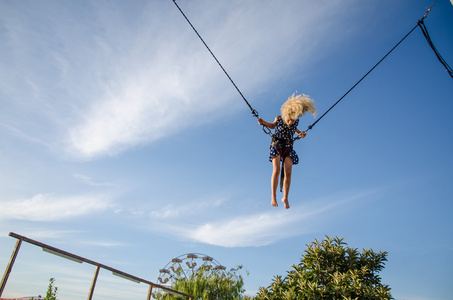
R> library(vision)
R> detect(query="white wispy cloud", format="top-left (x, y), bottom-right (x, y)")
top-left (65, 0), bottom-right (345, 160)
top-left (0, 193), bottom-right (112, 221)
top-left (0, 0), bottom-right (357, 160)
top-left (187, 212), bottom-right (302, 247)
top-left (73, 174), bottom-right (113, 187)
top-left (182, 204), bottom-right (330, 247)
top-left (149, 188), bottom-right (379, 247)
top-left (16, 229), bottom-right (81, 240)
top-left (0, 228), bottom-right (81, 242)
top-left (146, 198), bottom-right (225, 220)
top-left (78, 240), bottom-right (129, 248)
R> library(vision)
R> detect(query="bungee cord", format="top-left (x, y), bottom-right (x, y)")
top-left (306, 0), bottom-right (452, 132)
top-left (171, 0), bottom-right (259, 120)
top-left (418, 20), bottom-right (453, 80)
top-left (305, 22), bottom-right (420, 132)
top-left (172, 0), bottom-right (451, 136)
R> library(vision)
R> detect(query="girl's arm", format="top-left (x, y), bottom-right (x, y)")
top-left (258, 115), bottom-right (280, 129)
top-left (296, 128), bottom-right (307, 139)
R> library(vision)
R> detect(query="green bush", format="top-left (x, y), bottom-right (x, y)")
top-left (156, 265), bottom-right (246, 300)
top-left (31, 278), bottom-right (57, 300)
top-left (43, 278), bottom-right (58, 300)
top-left (253, 236), bottom-right (393, 300)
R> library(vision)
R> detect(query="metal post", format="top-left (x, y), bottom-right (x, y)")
top-left (87, 265), bottom-right (100, 300)
top-left (147, 285), bottom-right (153, 300)
top-left (0, 239), bottom-right (22, 297)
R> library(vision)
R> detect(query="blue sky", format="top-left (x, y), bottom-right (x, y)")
top-left (0, 0), bottom-right (452, 299)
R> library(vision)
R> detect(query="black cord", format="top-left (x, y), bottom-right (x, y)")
top-left (172, 0), bottom-right (450, 135)
top-left (306, 22), bottom-right (420, 132)
top-left (306, 0), bottom-right (448, 132)
top-left (418, 20), bottom-right (453, 80)
top-left (172, 0), bottom-right (260, 119)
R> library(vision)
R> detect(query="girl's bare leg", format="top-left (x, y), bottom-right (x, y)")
top-left (271, 155), bottom-right (281, 207)
top-left (281, 157), bottom-right (293, 209)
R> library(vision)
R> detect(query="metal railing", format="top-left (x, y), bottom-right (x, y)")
top-left (1, 232), bottom-right (193, 300)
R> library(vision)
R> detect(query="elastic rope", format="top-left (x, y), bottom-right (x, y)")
top-left (306, 22), bottom-right (420, 132)
top-left (418, 20), bottom-right (453, 79)
top-left (172, 0), bottom-right (260, 119)
top-left (306, 0), bottom-right (443, 132)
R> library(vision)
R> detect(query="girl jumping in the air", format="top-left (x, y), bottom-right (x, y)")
top-left (258, 93), bottom-right (316, 209)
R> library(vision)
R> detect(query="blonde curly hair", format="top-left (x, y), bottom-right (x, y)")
top-left (281, 93), bottom-right (317, 122)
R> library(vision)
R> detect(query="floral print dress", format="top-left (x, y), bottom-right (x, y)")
top-left (269, 116), bottom-right (299, 165)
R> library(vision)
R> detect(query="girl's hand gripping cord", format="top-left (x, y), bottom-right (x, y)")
top-left (260, 93), bottom-right (316, 209)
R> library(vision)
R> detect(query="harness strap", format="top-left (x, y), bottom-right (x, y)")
top-left (275, 142), bottom-right (293, 193)
top-left (280, 158), bottom-right (285, 193)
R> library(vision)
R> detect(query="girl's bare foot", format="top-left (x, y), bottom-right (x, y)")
top-left (271, 198), bottom-right (278, 207)
top-left (281, 197), bottom-right (290, 209)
